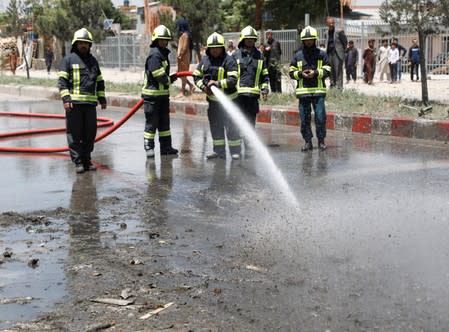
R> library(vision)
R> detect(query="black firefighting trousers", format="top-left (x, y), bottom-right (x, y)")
top-left (65, 103), bottom-right (97, 165)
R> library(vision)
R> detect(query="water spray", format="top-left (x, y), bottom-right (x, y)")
top-left (210, 86), bottom-right (299, 206)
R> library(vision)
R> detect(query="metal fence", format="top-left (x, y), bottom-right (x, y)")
top-left (91, 24), bottom-right (449, 76)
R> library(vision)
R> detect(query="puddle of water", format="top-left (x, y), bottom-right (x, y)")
top-left (0, 222), bottom-right (68, 329)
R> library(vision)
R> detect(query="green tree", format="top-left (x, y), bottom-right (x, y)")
top-left (379, 0), bottom-right (449, 105)
top-left (263, 0), bottom-right (341, 29)
top-left (221, 0), bottom-right (256, 32)
top-left (31, 0), bottom-right (131, 56)
top-left (160, 0), bottom-right (222, 61)
top-left (5, 0), bottom-right (24, 38)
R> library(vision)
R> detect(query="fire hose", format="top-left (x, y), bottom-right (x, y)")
top-left (0, 71), bottom-right (193, 153)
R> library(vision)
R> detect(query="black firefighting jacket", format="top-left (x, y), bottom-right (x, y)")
top-left (142, 46), bottom-right (172, 100)
top-left (289, 45), bottom-right (331, 97)
top-left (193, 51), bottom-right (238, 101)
top-left (233, 46), bottom-right (269, 98)
top-left (58, 51), bottom-right (106, 106)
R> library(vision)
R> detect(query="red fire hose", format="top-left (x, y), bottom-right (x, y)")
top-left (0, 71), bottom-right (193, 153)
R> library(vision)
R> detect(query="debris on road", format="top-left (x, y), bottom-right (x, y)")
top-left (90, 298), bottom-right (135, 306)
top-left (139, 302), bottom-right (174, 320)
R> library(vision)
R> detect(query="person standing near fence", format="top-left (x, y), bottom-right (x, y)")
top-left (264, 29), bottom-right (282, 93)
top-left (345, 40), bottom-right (358, 83)
top-left (175, 17), bottom-right (195, 98)
top-left (392, 38), bottom-right (406, 82)
top-left (388, 41), bottom-right (399, 83)
top-left (408, 38), bottom-right (420, 81)
top-left (378, 39), bottom-right (390, 82)
top-left (362, 39), bottom-right (376, 85)
top-left (326, 17), bottom-right (347, 89)
top-left (142, 25), bottom-right (179, 158)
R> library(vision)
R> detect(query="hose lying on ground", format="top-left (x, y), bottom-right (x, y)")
top-left (0, 71), bottom-right (193, 153)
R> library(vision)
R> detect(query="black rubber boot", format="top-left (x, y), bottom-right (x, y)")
top-left (160, 136), bottom-right (178, 155)
top-left (301, 142), bottom-right (313, 152)
top-left (318, 140), bottom-right (327, 151)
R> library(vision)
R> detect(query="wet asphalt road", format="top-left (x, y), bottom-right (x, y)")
top-left (1, 97), bottom-right (449, 330)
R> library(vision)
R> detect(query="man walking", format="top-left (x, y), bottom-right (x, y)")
top-left (58, 28), bottom-right (106, 174)
top-left (326, 17), bottom-right (347, 89)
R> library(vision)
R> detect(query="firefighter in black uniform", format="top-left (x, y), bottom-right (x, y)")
top-left (232, 26), bottom-right (269, 157)
top-left (289, 26), bottom-right (331, 151)
top-left (193, 32), bottom-right (241, 160)
top-left (58, 28), bottom-right (106, 174)
top-left (142, 25), bottom-right (178, 158)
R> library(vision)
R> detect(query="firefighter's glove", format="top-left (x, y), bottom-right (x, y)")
top-left (207, 80), bottom-right (218, 89)
top-left (169, 73), bottom-right (178, 83)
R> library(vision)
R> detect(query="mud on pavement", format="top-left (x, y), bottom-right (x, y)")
top-left (0, 170), bottom-right (297, 331)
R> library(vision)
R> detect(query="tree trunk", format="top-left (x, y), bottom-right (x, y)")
top-left (418, 29), bottom-right (429, 105)
top-left (255, 0), bottom-right (264, 30)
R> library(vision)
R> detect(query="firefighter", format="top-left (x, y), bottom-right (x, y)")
top-left (193, 32), bottom-right (240, 160)
top-left (142, 25), bottom-right (178, 158)
top-left (289, 26), bottom-right (331, 151)
top-left (232, 25), bottom-right (269, 157)
top-left (58, 28), bottom-right (106, 174)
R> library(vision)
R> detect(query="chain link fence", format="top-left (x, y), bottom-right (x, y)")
top-left (91, 24), bottom-right (449, 76)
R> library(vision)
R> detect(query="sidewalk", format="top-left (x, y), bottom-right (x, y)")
top-left (2, 67), bottom-right (449, 142)
top-left (5, 66), bottom-right (449, 103)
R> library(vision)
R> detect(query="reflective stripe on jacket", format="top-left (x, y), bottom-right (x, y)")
top-left (58, 52), bottom-right (105, 105)
top-left (193, 52), bottom-right (238, 101)
top-left (289, 47), bottom-right (331, 97)
top-left (142, 47), bottom-right (171, 99)
top-left (233, 47), bottom-right (269, 97)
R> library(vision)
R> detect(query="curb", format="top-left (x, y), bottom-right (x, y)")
top-left (2, 84), bottom-right (449, 143)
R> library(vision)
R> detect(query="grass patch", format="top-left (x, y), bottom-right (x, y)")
top-left (0, 74), bottom-right (447, 119)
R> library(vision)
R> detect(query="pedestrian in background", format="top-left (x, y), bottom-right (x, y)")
top-left (409, 38), bottom-right (420, 81)
top-left (58, 28), bottom-right (106, 174)
top-left (44, 46), bottom-right (54, 75)
top-left (345, 40), bottom-right (358, 83)
top-left (233, 26), bottom-right (269, 158)
top-left (264, 29), bottom-right (282, 93)
top-left (388, 41), bottom-right (399, 83)
top-left (392, 37), bottom-right (406, 82)
top-left (227, 40), bottom-right (236, 56)
top-left (294, 24), bottom-right (303, 53)
top-left (290, 26), bottom-right (331, 152)
top-left (362, 39), bottom-right (376, 85)
top-left (142, 25), bottom-right (179, 158)
top-left (193, 32), bottom-right (241, 160)
top-left (377, 39), bottom-right (390, 82)
top-left (326, 16), bottom-right (348, 89)
top-left (9, 46), bottom-right (18, 75)
top-left (175, 17), bottom-right (195, 97)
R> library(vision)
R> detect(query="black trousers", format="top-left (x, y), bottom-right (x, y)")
top-left (236, 95), bottom-right (259, 150)
top-left (268, 66), bottom-right (282, 93)
top-left (207, 100), bottom-right (241, 155)
top-left (66, 103), bottom-right (97, 165)
top-left (144, 97), bottom-right (172, 150)
top-left (410, 61), bottom-right (419, 80)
